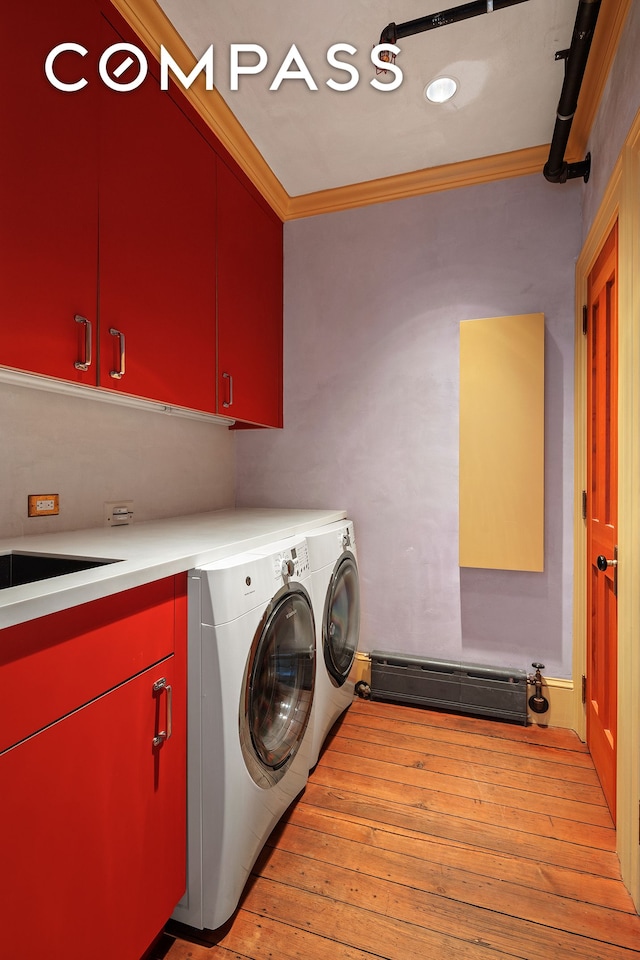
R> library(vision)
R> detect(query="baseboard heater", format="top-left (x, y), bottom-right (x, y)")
top-left (370, 650), bottom-right (528, 725)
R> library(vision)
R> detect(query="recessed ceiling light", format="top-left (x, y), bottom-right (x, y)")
top-left (424, 76), bottom-right (458, 103)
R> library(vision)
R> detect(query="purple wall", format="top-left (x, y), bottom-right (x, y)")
top-left (583, 1), bottom-right (640, 237)
top-left (236, 173), bottom-right (582, 677)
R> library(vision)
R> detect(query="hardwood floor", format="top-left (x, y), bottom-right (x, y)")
top-left (158, 699), bottom-right (640, 960)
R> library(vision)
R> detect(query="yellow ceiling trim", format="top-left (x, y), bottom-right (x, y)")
top-left (286, 145), bottom-right (550, 220)
top-left (112, 0), bottom-right (627, 222)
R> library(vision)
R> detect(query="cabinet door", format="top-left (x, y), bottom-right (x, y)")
top-left (217, 161), bottom-right (283, 427)
top-left (0, 656), bottom-right (186, 960)
top-left (0, 576), bottom-right (181, 754)
top-left (98, 16), bottom-right (216, 412)
top-left (0, 0), bottom-right (99, 383)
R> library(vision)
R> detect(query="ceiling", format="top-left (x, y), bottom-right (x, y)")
top-left (117, 0), bottom-right (627, 217)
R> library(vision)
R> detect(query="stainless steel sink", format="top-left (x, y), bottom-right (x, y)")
top-left (0, 552), bottom-right (121, 590)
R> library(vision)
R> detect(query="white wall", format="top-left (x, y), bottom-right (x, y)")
top-left (0, 381), bottom-right (235, 539)
top-left (236, 173), bottom-right (582, 677)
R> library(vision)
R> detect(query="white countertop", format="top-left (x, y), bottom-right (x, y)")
top-left (0, 507), bottom-right (346, 628)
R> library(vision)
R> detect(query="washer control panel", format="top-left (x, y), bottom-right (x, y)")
top-left (273, 541), bottom-right (310, 580)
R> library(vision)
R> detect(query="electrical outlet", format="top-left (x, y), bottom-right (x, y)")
top-left (104, 500), bottom-right (134, 527)
top-left (28, 494), bottom-right (59, 517)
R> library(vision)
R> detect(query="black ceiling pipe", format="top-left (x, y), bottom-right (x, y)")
top-left (379, 0), bottom-right (532, 46)
top-left (543, 0), bottom-right (602, 184)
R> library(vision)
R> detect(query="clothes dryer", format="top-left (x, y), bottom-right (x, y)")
top-left (305, 519), bottom-right (360, 769)
top-left (172, 536), bottom-right (315, 931)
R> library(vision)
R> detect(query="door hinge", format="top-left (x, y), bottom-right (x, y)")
top-left (582, 489), bottom-right (587, 520)
top-left (582, 305), bottom-right (588, 335)
top-left (582, 674), bottom-right (587, 704)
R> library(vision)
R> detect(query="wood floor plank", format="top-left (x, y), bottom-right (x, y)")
top-left (218, 911), bottom-right (378, 960)
top-left (341, 709), bottom-right (596, 769)
top-left (162, 702), bottom-right (640, 960)
top-left (263, 819), bottom-right (640, 949)
top-left (244, 870), bottom-right (639, 960)
top-left (351, 699), bottom-right (590, 752)
top-left (240, 876), bottom-right (521, 960)
top-left (300, 780), bottom-right (621, 877)
top-left (256, 844), bottom-right (640, 957)
top-left (329, 731), bottom-right (607, 803)
top-left (311, 764), bottom-right (616, 849)
top-left (318, 745), bottom-right (612, 825)
top-left (283, 802), bottom-right (637, 913)
top-left (164, 943), bottom-right (247, 960)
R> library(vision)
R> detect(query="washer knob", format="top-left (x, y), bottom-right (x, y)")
top-left (280, 557), bottom-right (295, 578)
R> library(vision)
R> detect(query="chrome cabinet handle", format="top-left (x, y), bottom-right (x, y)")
top-left (152, 677), bottom-right (173, 747)
top-left (74, 315), bottom-right (92, 371)
top-left (109, 327), bottom-right (126, 379)
top-left (222, 371), bottom-right (233, 408)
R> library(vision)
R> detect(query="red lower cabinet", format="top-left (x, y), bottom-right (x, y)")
top-left (0, 575), bottom-right (187, 960)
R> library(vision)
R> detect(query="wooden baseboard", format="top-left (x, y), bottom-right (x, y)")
top-left (353, 652), bottom-right (372, 687)
top-left (526, 677), bottom-right (576, 732)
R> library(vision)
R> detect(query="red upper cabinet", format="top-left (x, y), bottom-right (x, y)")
top-left (98, 15), bottom-right (217, 412)
top-left (0, 0), bottom-right (100, 384)
top-left (216, 161), bottom-right (283, 428)
top-left (1, 2), bottom-right (284, 427)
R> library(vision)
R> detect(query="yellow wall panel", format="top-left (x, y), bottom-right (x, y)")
top-left (459, 313), bottom-right (545, 572)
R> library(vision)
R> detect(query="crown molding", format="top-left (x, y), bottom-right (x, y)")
top-left (112, 0), bottom-right (628, 222)
top-left (286, 145), bottom-right (550, 220)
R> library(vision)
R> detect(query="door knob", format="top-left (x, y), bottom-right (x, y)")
top-left (596, 548), bottom-right (618, 597)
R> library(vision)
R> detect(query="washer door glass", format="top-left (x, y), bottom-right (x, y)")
top-left (242, 586), bottom-right (315, 787)
top-left (323, 551), bottom-right (360, 686)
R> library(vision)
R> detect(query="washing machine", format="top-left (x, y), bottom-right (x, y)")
top-left (172, 535), bottom-right (315, 931)
top-left (305, 519), bottom-right (360, 769)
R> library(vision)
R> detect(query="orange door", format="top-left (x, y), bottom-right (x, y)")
top-left (586, 221), bottom-right (618, 821)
